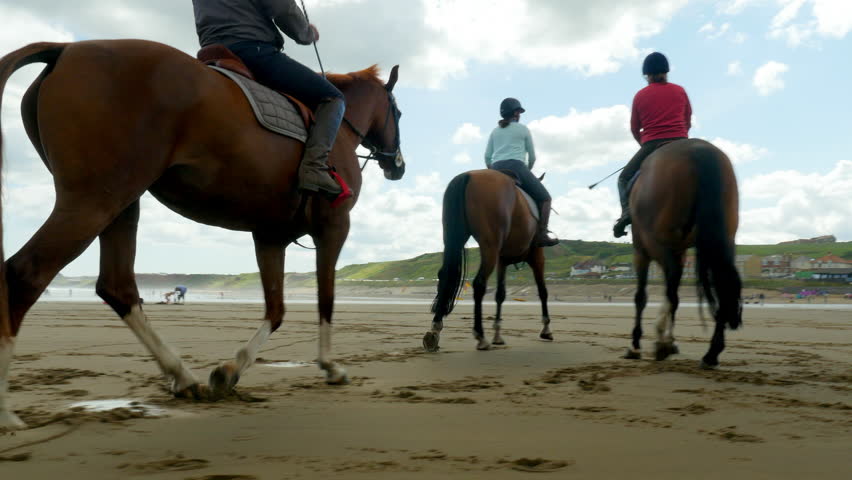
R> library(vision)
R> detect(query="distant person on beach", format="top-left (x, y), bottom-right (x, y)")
top-left (163, 291), bottom-right (175, 304)
top-left (175, 285), bottom-right (187, 304)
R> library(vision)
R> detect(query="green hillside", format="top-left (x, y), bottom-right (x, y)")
top-left (51, 240), bottom-right (851, 290)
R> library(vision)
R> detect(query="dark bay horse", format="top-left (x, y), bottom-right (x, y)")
top-left (423, 170), bottom-right (553, 352)
top-left (0, 39), bottom-right (404, 430)
top-left (623, 139), bottom-right (742, 369)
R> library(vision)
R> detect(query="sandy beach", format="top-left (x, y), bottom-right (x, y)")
top-left (1, 300), bottom-right (849, 479)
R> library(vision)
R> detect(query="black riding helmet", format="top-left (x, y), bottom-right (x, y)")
top-left (642, 52), bottom-right (669, 75)
top-left (500, 97), bottom-right (525, 119)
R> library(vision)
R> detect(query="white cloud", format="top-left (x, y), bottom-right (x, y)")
top-left (738, 160), bottom-right (852, 243)
top-left (753, 61), bottom-right (789, 96)
top-left (769, 0), bottom-right (852, 45)
top-left (0, 0), bottom-right (689, 89)
top-left (550, 186), bottom-right (621, 242)
top-left (527, 105), bottom-right (635, 173)
top-left (452, 123), bottom-right (483, 145)
top-left (718, 0), bottom-right (761, 15)
top-left (710, 138), bottom-right (769, 165)
top-left (453, 152), bottom-right (473, 164)
top-left (727, 61), bottom-right (743, 76)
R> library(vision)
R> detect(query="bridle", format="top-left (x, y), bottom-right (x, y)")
top-left (343, 90), bottom-right (403, 171)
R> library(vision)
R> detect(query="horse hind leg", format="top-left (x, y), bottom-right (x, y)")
top-left (624, 249), bottom-right (650, 359)
top-left (529, 247), bottom-right (553, 341)
top-left (209, 232), bottom-right (284, 397)
top-left (473, 247), bottom-right (498, 351)
top-left (1, 195), bottom-right (135, 429)
top-left (492, 261), bottom-right (507, 346)
top-left (96, 201), bottom-right (202, 397)
top-left (654, 252), bottom-right (683, 361)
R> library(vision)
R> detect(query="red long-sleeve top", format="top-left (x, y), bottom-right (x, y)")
top-left (630, 82), bottom-right (692, 144)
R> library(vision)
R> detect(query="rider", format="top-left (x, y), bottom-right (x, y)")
top-left (485, 98), bottom-right (559, 247)
top-left (613, 52), bottom-right (692, 238)
top-left (192, 0), bottom-right (350, 203)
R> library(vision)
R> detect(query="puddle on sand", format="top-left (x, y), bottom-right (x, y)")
top-left (69, 399), bottom-right (166, 416)
top-left (262, 361), bottom-right (313, 368)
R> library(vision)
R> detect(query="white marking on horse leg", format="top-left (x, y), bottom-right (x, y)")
top-left (0, 338), bottom-right (26, 430)
top-left (430, 320), bottom-right (444, 334)
top-left (655, 298), bottom-right (673, 343)
top-left (318, 320), bottom-right (347, 384)
top-left (234, 320), bottom-right (272, 375)
top-left (122, 305), bottom-right (198, 391)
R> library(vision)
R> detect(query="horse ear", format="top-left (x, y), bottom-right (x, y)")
top-left (385, 65), bottom-right (399, 92)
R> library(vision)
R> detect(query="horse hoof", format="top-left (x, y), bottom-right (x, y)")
top-left (492, 337), bottom-right (506, 346)
top-left (423, 332), bottom-right (440, 352)
top-left (174, 383), bottom-right (211, 401)
top-left (654, 342), bottom-right (677, 361)
top-left (671, 344), bottom-right (680, 355)
top-left (209, 362), bottom-right (240, 398)
top-left (699, 359), bottom-right (719, 370)
top-left (325, 365), bottom-right (349, 385)
top-left (0, 410), bottom-right (27, 431)
top-left (623, 349), bottom-right (641, 360)
top-left (539, 332), bottom-right (554, 342)
top-left (476, 341), bottom-right (491, 351)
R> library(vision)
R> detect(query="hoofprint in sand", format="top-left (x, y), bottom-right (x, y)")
top-left (1, 301), bottom-right (849, 479)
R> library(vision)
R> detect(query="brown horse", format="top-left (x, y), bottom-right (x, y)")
top-left (0, 39), bottom-right (404, 430)
top-left (622, 139), bottom-right (742, 369)
top-left (423, 169), bottom-right (553, 352)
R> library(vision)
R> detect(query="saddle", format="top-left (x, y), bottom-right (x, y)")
top-left (197, 44), bottom-right (313, 133)
top-left (494, 169), bottom-right (539, 220)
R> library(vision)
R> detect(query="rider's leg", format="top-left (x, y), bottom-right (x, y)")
top-left (228, 42), bottom-right (347, 197)
top-left (614, 143), bottom-right (653, 238)
top-left (505, 161), bottom-right (559, 247)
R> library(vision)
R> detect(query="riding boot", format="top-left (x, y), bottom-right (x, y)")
top-left (613, 176), bottom-right (631, 238)
top-left (536, 200), bottom-right (560, 247)
top-left (299, 97), bottom-right (346, 197)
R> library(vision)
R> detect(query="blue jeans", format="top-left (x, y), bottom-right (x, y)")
top-left (227, 40), bottom-right (343, 109)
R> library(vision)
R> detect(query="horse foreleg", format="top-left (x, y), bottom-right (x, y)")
top-left (473, 248), bottom-right (497, 351)
top-left (0, 338), bottom-right (25, 430)
top-left (210, 233), bottom-right (285, 396)
top-left (654, 252), bottom-right (683, 361)
top-left (492, 261), bottom-right (507, 345)
top-left (529, 247), bottom-right (553, 341)
top-left (625, 249), bottom-right (650, 359)
top-left (315, 223), bottom-right (349, 385)
top-left (96, 201), bottom-right (201, 397)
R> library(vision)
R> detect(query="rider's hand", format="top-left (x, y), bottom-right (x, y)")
top-left (309, 24), bottom-right (320, 42)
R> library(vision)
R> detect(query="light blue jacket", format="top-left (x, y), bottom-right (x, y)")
top-left (484, 121), bottom-right (536, 169)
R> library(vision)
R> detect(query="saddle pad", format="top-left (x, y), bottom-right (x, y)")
top-left (517, 187), bottom-right (539, 221)
top-left (210, 66), bottom-right (308, 143)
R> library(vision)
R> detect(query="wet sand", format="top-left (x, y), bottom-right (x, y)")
top-left (1, 301), bottom-right (850, 479)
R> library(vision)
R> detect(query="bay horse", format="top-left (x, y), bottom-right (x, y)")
top-left (622, 139), bottom-right (742, 369)
top-left (0, 39), bottom-right (405, 430)
top-left (423, 169), bottom-right (553, 352)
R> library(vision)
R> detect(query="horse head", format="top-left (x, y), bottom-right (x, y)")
top-left (365, 65), bottom-right (405, 180)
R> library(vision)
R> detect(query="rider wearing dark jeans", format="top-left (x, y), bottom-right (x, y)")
top-left (485, 98), bottom-right (559, 247)
top-left (613, 52), bottom-right (691, 238)
top-left (192, 0), bottom-right (348, 200)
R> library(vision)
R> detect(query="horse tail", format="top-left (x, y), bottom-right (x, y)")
top-left (431, 173), bottom-right (472, 317)
top-left (0, 42), bottom-right (66, 338)
top-left (693, 144), bottom-right (742, 330)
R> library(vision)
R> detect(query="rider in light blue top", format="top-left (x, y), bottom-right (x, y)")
top-left (484, 98), bottom-right (558, 247)
top-left (484, 121), bottom-right (536, 169)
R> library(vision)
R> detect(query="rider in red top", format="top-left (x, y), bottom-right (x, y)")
top-left (613, 52), bottom-right (692, 237)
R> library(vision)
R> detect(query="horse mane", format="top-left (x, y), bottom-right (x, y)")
top-left (325, 65), bottom-right (383, 89)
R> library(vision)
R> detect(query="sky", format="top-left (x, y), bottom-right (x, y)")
top-left (1, 0), bottom-right (851, 276)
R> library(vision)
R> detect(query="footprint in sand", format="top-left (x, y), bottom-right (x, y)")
top-left (118, 455), bottom-right (209, 472)
top-left (505, 457), bottom-right (575, 472)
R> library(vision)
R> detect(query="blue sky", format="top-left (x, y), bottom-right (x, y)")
top-left (1, 0), bottom-right (850, 276)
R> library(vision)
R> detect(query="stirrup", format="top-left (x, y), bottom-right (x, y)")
top-left (329, 170), bottom-right (353, 208)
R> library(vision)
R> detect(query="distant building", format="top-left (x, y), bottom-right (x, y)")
top-left (808, 268), bottom-right (852, 282)
top-left (811, 253), bottom-right (852, 269)
top-left (791, 256), bottom-right (813, 271)
top-left (735, 255), bottom-right (762, 279)
top-left (761, 254), bottom-right (792, 277)
top-left (571, 260), bottom-right (606, 277)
